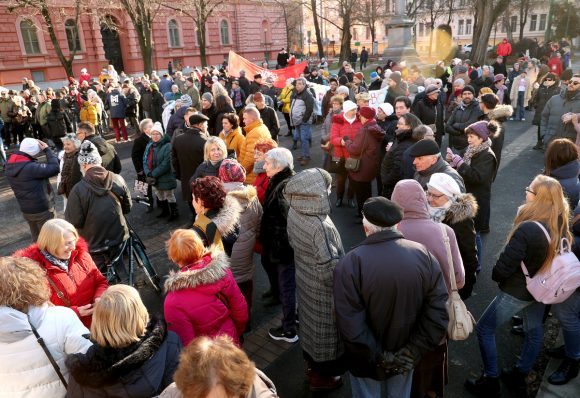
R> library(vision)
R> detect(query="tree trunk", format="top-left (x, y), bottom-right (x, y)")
top-left (282, 6), bottom-right (291, 51)
top-left (505, 16), bottom-right (514, 43)
top-left (471, 0), bottom-right (510, 64)
top-left (370, 26), bottom-right (376, 54)
top-left (339, 14), bottom-right (351, 63)
top-left (134, 22), bottom-right (153, 76)
top-left (310, 0), bottom-right (324, 58)
top-left (198, 23), bottom-right (208, 67)
top-left (40, 5), bottom-right (75, 78)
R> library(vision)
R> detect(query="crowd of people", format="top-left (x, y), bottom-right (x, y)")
top-left (1, 39), bottom-right (580, 398)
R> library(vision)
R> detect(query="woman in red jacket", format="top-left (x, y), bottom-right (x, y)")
top-left (164, 229), bottom-right (249, 346)
top-left (329, 100), bottom-right (363, 208)
top-left (14, 218), bottom-right (108, 327)
top-left (252, 138), bottom-right (278, 205)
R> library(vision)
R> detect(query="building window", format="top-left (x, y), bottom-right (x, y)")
top-left (20, 19), bottom-right (41, 55)
top-left (458, 19), bottom-right (464, 36)
top-left (168, 19), bottom-right (180, 47)
top-left (353, 28), bottom-right (358, 41)
top-left (510, 16), bottom-right (517, 32)
top-left (465, 19), bottom-right (472, 35)
top-left (419, 23), bottom-right (424, 37)
top-left (220, 20), bottom-right (229, 45)
top-left (65, 19), bottom-right (82, 52)
top-left (31, 70), bottom-right (45, 83)
top-left (501, 19), bottom-right (507, 33)
top-left (539, 14), bottom-right (547, 31)
top-left (530, 15), bottom-right (537, 31)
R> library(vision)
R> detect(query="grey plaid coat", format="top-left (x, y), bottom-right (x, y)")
top-left (284, 168), bottom-right (344, 362)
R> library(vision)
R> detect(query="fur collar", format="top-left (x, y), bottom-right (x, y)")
top-left (228, 185), bottom-right (258, 209)
top-left (66, 318), bottom-right (166, 387)
top-left (210, 194), bottom-right (242, 236)
top-left (445, 193), bottom-right (478, 224)
top-left (164, 250), bottom-right (230, 293)
top-left (487, 105), bottom-right (513, 122)
top-left (14, 238), bottom-right (89, 268)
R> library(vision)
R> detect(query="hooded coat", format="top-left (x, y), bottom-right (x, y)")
top-left (344, 120), bottom-right (385, 182)
top-left (219, 126), bottom-right (245, 159)
top-left (84, 134), bottom-right (118, 173)
top-left (65, 319), bottom-right (181, 398)
top-left (228, 186), bottom-right (263, 284)
top-left (65, 166), bottom-right (132, 252)
top-left (105, 89), bottom-right (127, 119)
top-left (14, 238), bottom-right (108, 327)
top-left (0, 305), bottom-right (91, 398)
top-left (5, 148), bottom-right (59, 214)
top-left (143, 134), bottom-right (177, 190)
top-left (479, 104), bottom-right (513, 167)
top-left (285, 169), bottom-right (345, 362)
top-left (381, 129), bottom-right (415, 198)
top-left (165, 106), bottom-right (189, 138)
top-left (163, 251), bottom-right (249, 346)
top-left (391, 180), bottom-right (465, 292)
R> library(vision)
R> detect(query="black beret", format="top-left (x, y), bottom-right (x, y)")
top-left (254, 74), bottom-right (262, 80)
top-left (409, 139), bottom-right (440, 157)
top-left (362, 197), bottom-right (403, 227)
top-left (189, 113), bottom-right (210, 125)
top-left (462, 85), bottom-right (475, 95)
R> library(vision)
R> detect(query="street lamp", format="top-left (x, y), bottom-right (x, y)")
top-left (264, 28), bottom-right (269, 62)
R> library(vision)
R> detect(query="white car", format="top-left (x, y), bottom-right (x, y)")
top-left (462, 44), bottom-right (494, 56)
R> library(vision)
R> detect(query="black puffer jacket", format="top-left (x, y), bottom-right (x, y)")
top-left (381, 129), bottom-right (414, 199)
top-left (531, 83), bottom-right (560, 126)
top-left (5, 149), bottom-right (59, 214)
top-left (85, 134), bottom-right (119, 173)
top-left (413, 97), bottom-right (445, 140)
top-left (65, 319), bottom-right (182, 398)
top-left (445, 100), bottom-right (483, 150)
top-left (47, 110), bottom-right (73, 138)
top-left (492, 221), bottom-right (550, 301)
top-left (131, 133), bottom-right (150, 174)
top-left (334, 229), bottom-right (449, 379)
top-left (260, 167), bottom-right (295, 264)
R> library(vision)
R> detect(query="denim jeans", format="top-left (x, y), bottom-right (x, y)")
top-left (554, 290), bottom-right (580, 359)
top-left (476, 290), bottom-right (545, 376)
top-left (517, 91), bottom-right (525, 120)
top-left (476, 232), bottom-right (482, 273)
top-left (295, 123), bottom-right (312, 159)
top-left (277, 261), bottom-right (296, 333)
top-left (349, 370), bottom-right (414, 398)
top-left (0, 133), bottom-right (6, 166)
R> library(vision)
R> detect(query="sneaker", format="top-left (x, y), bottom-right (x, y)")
top-left (268, 326), bottom-right (299, 343)
top-left (548, 357), bottom-right (580, 385)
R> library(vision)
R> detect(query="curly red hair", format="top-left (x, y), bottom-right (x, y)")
top-left (254, 138), bottom-right (278, 154)
top-left (190, 176), bottom-right (226, 210)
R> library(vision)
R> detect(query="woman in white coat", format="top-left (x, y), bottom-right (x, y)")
top-left (0, 256), bottom-right (92, 398)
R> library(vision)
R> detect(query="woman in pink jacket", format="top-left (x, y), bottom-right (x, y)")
top-left (163, 229), bottom-right (248, 346)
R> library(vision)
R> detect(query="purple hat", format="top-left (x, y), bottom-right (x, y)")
top-left (466, 120), bottom-right (493, 140)
top-left (494, 73), bottom-right (505, 83)
top-left (218, 158), bottom-right (246, 183)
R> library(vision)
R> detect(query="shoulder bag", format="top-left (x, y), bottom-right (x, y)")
top-left (46, 277), bottom-right (71, 307)
top-left (344, 130), bottom-right (368, 173)
top-left (440, 224), bottom-right (476, 341)
top-left (27, 316), bottom-right (68, 387)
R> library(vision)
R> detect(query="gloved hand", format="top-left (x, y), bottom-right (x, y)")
top-left (375, 351), bottom-right (402, 379)
top-left (394, 345), bottom-right (421, 373)
top-left (449, 154), bottom-right (463, 169)
top-left (145, 176), bottom-right (157, 186)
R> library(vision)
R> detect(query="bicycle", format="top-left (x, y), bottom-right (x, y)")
top-left (91, 209), bottom-right (161, 293)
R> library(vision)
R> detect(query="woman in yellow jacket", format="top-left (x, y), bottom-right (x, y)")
top-left (79, 99), bottom-right (98, 125)
top-left (278, 79), bottom-right (295, 137)
top-left (218, 113), bottom-right (245, 159)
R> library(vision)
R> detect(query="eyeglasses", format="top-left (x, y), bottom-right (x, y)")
top-left (426, 191), bottom-right (445, 199)
top-left (525, 186), bottom-right (536, 195)
top-left (544, 78), bottom-right (553, 82)
top-left (569, 81), bottom-right (580, 86)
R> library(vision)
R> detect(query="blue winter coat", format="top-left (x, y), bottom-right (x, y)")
top-left (143, 134), bottom-right (177, 190)
top-left (106, 89), bottom-right (127, 119)
top-left (549, 160), bottom-right (580, 210)
top-left (5, 149), bottom-right (60, 214)
top-left (166, 106), bottom-right (188, 137)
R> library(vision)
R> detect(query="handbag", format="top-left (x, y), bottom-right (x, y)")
top-left (326, 156), bottom-right (345, 174)
top-left (344, 130), bottom-right (368, 172)
top-left (440, 224), bottom-right (476, 341)
top-left (27, 316), bottom-right (68, 387)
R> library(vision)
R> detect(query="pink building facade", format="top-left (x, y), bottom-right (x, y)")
top-left (0, 1), bottom-right (287, 87)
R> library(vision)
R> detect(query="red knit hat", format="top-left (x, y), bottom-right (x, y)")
top-left (359, 106), bottom-right (376, 120)
top-left (219, 158), bottom-right (247, 183)
top-left (353, 72), bottom-right (365, 81)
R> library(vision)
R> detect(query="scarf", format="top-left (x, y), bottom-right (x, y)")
top-left (146, 145), bottom-right (155, 171)
top-left (59, 151), bottom-right (77, 191)
top-left (253, 160), bottom-right (266, 175)
top-left (41, 249), bottom-right (69, 271)
top-left (344, 114), bottom-right (357, 124)
top-left (428, 201), bottom-right (453, 222)
top-left (463, 138), bottom-right (491, 165)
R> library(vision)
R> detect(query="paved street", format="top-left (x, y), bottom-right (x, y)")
top-left (0, 110), bottom-right (575, 397)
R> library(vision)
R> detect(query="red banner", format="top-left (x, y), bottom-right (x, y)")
top-left (227, 51), bottom-right (308, 89)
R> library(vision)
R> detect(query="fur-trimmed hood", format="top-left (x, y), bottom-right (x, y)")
top-left (14, 237), bottom-right (90, 268)
top-left (487, 104), bottom-right (513, 122)
top-left (227, 185), bottom-right (258, 211)
top-left (445, 193), bottom-right (478, 224)
top-left (164, 250), bottom-right (230, 293)
top-left (209, 194), bottom-right (242, 236)
top-left (66, 318), bottom-right (167, 387)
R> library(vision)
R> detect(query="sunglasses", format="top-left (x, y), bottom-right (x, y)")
top-left (569, 81), bottom-right (580, 86)
top-left (544, 78), bottom-right (553, 82)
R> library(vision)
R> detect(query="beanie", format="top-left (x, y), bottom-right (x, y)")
top-left (389, 71), bottom-right (402, 85)
top-left (466, 120), bottom-right (493, 140)
top-left (202, 92), bottom-right (213, 103)
top-left (461, 85), bottom-right (475, 95)
top-left (427, 173), bottom-right (461, 198)
top-left (370, 71), bottom-right (379, 81)
top-left (151, 122), bottom-right (164, 135)
top-left (19, 138), bottom-right (42, 157)
top-left (218, 158), bottom-right (247, 183)
top-left (359, 106), bottom-right (376, 120)
top-left (354, 72), bottom-right (364, 81)
top-left (342, 100), bottom-right (358, 113)
top-left (179, 94), bottom-right (193, 108)
top-left (378, 102), bottom-right (394, 116)
top-left (336, 86), bottom-right (350, 96)
top-left (78, 141), bottom-right (102, 165)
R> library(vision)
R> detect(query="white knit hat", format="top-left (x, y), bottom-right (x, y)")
top-left (151, 122), bottom-right (164, 135)
top-left (427, 173), bottom-right (461, 198)
top-left (78, 141), bottom-right (102, 165)
top-left (19, 138), bottom-right (42, 157)
top-left (378, 102), bottom-right (394, 117)
top-left (342, 100), bottom-right (358, 113)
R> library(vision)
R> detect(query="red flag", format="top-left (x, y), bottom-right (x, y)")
top-left (227, 51), bottom-right (308, 88)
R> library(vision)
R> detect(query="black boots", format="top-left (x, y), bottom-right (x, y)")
top-left (167, 202), bottom-right (179, 222)
top-left (465, 374), bottom-right (500, 397)
top-left (501, 366), bottom-right (528, 397)
top-left (156, 200), bottom-right (169, 218)
top-left (548, 357), bottom-right (580, 385)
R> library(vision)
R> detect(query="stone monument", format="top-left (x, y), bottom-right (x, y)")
top-left (383, 0), bottom-right (422, 64)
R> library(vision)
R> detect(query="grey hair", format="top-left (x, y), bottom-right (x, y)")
top-left (362, 217), bottom-right (397, 236)
top-left (453, 78), bottom-right (465, 87)
top-left (243, 105), bottom-right (260, 121)
top-left (424, 78), bottom-right (435, 86)
top-left (265, 147), bottom-right (294, 171)
top-left (412, 125), bottom-right (436, 141)
top-left (295, 77), bottom-right (308, 86)
top-left (139, 118), bottom-right (153, 133)
top-left (61, 133), bottom-right (81, 149)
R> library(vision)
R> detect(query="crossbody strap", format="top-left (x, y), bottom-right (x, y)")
top-left (439, 223), bottom-right (458, 292)
top-left (521, 221), bottom-right (550, 277)
top-left (46, 277), bottom-right (71, 307)
top-left (27, 317), bottom-right (68, 388)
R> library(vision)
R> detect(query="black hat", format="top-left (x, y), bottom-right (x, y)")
top-left (362, 197), bottom-right (403, 227)
top-left (561, 69), bottom-right (573, 82)
top-left (254, 73), bottom-right (262, 80)
top-left (461, 85), bottom-right (475, 95)
top-left (409, 139), bottom-right (440, 157)
top-left (189, 113), bottom-right (210, 125)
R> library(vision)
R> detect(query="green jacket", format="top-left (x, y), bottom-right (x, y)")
top-left (0, 98), bottom-right (14, 123)
top-left (143, 134), bottom-right (177, 190)
top-left (36, 101), bottom-right (51, 126)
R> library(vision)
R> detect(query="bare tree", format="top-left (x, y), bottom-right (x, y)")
top-left (7, 0), bottom-right (83, 78)
top-left (419, 0), bottom-right (451, 57)
top-left (353, 0), bottom-right (383, 54)
top-left (471, 0), bottom-right (510, 64)
top-left (162, 1), bottom-right (225, 67)
top-left (309, 0), bottom-right (325, 57)
top-left (273, 0), bottom-right (303, 52)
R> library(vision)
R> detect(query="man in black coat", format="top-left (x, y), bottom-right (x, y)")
top-left (445, 86), bottom-right (483, 151)
top-left (334, 197), bottom-right (448, 395)
top-left (413, 84), bottom-right (445, 146)
top-left (171, 113), bottom-right (209, 220)
top-left (248, 74), bottom-right (264, 96)
top-left (360, 47), bottom-right (369, 70)
top-left (277, 48), bottom-right (289, 68)
top-left (252, 92), bottom-right (280, 141)
top-left (77, 122), bottom-right (121, 174)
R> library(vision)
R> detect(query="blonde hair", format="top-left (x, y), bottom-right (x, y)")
top-left (203, 137), bottom-right (227, 162)
top-left (90, 285), bottom-right (149, 348)
top-left (509, 174), bottom-right (572, 272)
top-left (0, 256), bottom-right (50, 311)
top-left (37, 219), bottom-right (79, 256)
top-left (174, 335), bottom-right (255, 398)
top-left (166, 229), bottom-right (205, 266)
